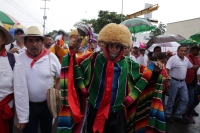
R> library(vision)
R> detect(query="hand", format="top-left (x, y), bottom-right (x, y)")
top-left (9, 47), bottom-right (18, 53)
top-left (163, 75), bottom-right (171, 82)
top-left (154, 61), bottom-right (164, 72)
top-left (193, 65), bottom-right (199, 70)
top-left (17, 123), bottom-right (27, 130)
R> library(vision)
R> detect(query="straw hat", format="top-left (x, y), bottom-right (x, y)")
top-left (18, 26), bottom-right (46, 43)
top-left (98, 23), bottom-right (132, 48)
top-left (0, 21), bottom-right (13, 45)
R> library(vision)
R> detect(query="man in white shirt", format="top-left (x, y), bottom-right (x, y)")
top-left (6, 28), bottom-right (27, 54)
top-left (0, 24), bottom-right (29, 132)
top-left (131, 44), bottom-right (145, 65)
top-left (165, 45), bottom-right (199, 124)
top-left (18, 26), bottom-right (61, 133)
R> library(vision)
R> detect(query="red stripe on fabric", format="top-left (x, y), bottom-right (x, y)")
top-left (68, 50), bottom-right (83, 123)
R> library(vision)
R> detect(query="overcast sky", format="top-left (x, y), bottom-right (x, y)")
top-left (1, 0), bottom-right (200, 34)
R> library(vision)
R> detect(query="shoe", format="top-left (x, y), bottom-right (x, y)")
top-left (174, 117), bottom-right (188, 124)
top-left (192, 110), bottom-right (199, 116)
top-left (184, 115), bottom-right (195, 124)
top-left (165, 117), bottom-right (173, 123)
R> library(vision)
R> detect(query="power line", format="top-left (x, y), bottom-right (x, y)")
top-left (10, 0), bottom-right (43, 24)
top-left (4, 0), bottom-right (43, 24)
top-left (18, 0), bottom-right (43, 23)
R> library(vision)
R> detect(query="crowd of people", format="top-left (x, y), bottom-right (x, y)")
top-left (0, 21), bottom-right (200, 133)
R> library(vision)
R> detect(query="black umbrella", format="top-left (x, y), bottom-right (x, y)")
top-left (146, 34), bottom-right (185, 48)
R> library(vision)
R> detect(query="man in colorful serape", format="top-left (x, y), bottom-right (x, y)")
top-left (58, 23), bottom-right (166, 133)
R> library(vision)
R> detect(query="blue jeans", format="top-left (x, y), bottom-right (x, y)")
top-left (187, 84), bottom-right (196, 108)
top-left (23, 101), bottom-right (53, 133)
top-left (187, 84), bottom-right (200, 115)
top-left (165, 79), bottom-right (188, 118)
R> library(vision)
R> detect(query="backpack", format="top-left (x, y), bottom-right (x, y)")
top-left (7, 52), bottom-right (16, 70)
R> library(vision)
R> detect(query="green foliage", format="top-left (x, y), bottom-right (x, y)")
top-left (73, 10), bottom-right (125, 33)
top-left (47, 30), bottom-right (57, 36)
top-left (151, 22), bottom-right (166, 36)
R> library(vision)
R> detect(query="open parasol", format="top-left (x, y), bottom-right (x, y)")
top-left (0, 11), bottom-right (20, 25)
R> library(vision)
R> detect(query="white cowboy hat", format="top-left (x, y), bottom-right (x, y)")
top-left (18, 26), bottom-right (46, 43)
top-left (0, 21), bottom-right (13, 45)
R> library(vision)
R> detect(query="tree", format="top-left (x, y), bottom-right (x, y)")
top-left (151, 22), bottom-right (166, 36)
top-left (74, 19), bottom-right (91, 28)
top-left (93, 10), bottom-right (125, 33)
top-left (47, 30), bottom-right (58, 36)
top-left (73, 10), bottom-right (126, 33)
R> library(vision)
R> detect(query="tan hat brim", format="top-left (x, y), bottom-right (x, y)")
top-left (18, 35), bottom-right (47, 44)
top-left (0, 26), bottom-right (13, 45)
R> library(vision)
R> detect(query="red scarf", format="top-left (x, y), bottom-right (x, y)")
top-left (26, 49), bottom-right (50, 68)
top-left (0, 93), bottom-right (14, 133)
top-left (0, 48), bottom-right (7, 57)
top-left (93, 48), bottom-right (124, 133)
top-left (68, 50), bottom-right (83, 123)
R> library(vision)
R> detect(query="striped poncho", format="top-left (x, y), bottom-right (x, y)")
top-left (58, 52), bottom-right (166, 133)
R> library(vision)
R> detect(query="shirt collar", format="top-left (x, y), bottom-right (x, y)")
top-left (175, 54), bottom-right (186, 61)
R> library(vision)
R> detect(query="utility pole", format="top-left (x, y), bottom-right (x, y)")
top-left (121, 0), bottom-right (123, 22)
top-left (41, 0), bottom-right (49, 35)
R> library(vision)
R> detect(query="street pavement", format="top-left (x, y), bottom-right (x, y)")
top-left (13, 103), bottom-right (200, 133)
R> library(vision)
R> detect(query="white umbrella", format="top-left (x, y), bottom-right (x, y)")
top-left (148, 41), bottom-right (180, 53)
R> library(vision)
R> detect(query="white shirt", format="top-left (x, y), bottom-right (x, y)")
top-left (166, 54), bottom-right (193, 79)
top-left (134, 54), bottom-right (145, 65)
top-left (197, 68), bottom-right (200, 85)
top-left (5, 41), bottom-right (27, 54)
top-left (142, 54), bottom-right (148, 66)
top-left (129, 53), bottom-right (137, 62)
top-left (0, 54), bottom-right (29, 123)
top-left (18, 52), bottom-right (61, 102)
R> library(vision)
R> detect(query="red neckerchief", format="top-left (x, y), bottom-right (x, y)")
top-left (68, 50), bottom-right (83, 123)
top-left (0, 93), bottom-right (14, 133)
top-left (93, 48), bottom-right (124, 133)
top-left (0, 49), bottom-right (7, 57)
top-left (26, 48), bottom-right (50, 68)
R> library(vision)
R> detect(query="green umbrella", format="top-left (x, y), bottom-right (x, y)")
top-left (0, 11), bottom-right (20, 25)
top-left (178, 39), bottom-right (198, 45)
top-left (120, 18), bottom-right (155, 34)
top-left (189, 31), bottom-right (200, 43)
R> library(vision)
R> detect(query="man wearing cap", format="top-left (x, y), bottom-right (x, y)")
top-left (17, 26), bottom-right (61, 133)
top-left (0, 23), bottom-right (29, 133)
top-left (131, 43), bottom-right (145, 65)
top-left (5, 28), bottom-right (26, 54)
top-left (59, 23), bottom-right (165, 133)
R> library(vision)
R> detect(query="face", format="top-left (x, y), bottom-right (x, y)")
top-left (0, 31), bottom-right (6, 48)
top-left (14, 31), bottom-right (24, 41)
top-left (132, 47), bottom-right (139, 55)
top-left (140, 49), bottom-right (145, 55)
top-left (124, 47), bottom-right (130, 56)
top-left (192, 49), bottom-right (199, 56)
top-left (44, 37), bottom-right (53, 48)
top-left (157, 58), bottom-right (167, 65)
top-left (154, 48), bottom-right (161, 56)
top-left (177, 46), bottom-right (187, 58)
top-left (69, 35), bottom-right (82, 52)
top-left (108, 43), bottom-right (121, 59)
top-left (25, 36), bottom-right (43, 56)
